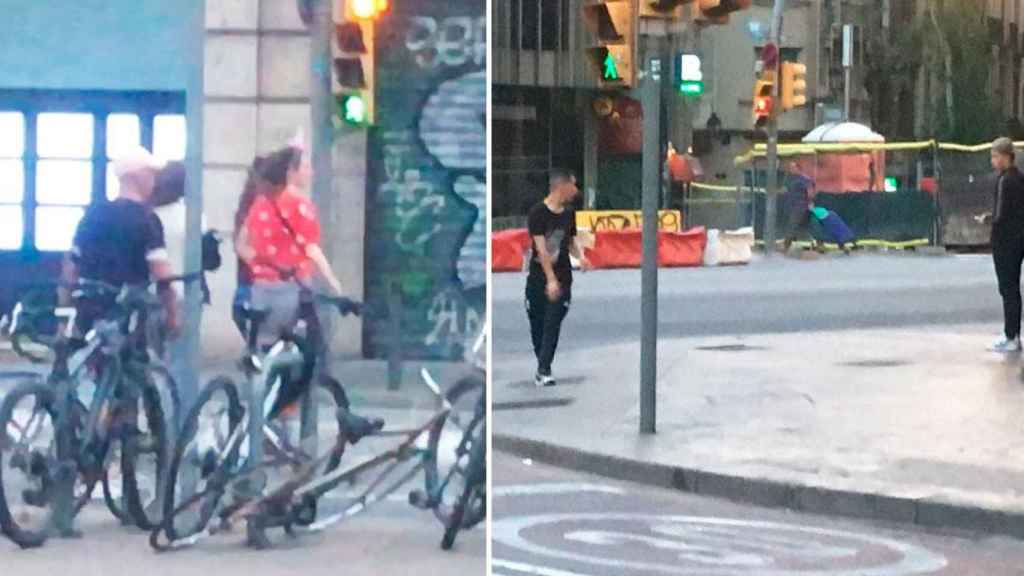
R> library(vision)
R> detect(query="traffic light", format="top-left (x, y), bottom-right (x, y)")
top-left (350, 0), bottom-right (388, 19)
top-left (333, 0), bottom-right (388, 126)
top-left (780, 60), bottom-right (808, 111)
top-left (582, 0), bottom-right (636, 88)
top-left (697, 0), bottom-right (752, 24)
top-left (752, 71), bottom-right (775, 128)
top-left (678, 54), bottom-right (703, 96)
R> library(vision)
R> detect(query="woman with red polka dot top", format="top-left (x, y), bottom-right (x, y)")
top-left (239, 144), bottom-right (384, 437)
top-left (241, 144), bottom-right (343, 347)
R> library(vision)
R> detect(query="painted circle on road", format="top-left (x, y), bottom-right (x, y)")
top-left (493, 485), bottom-right (948, 576)
top-left (493, 513), bottom-right (948, 576)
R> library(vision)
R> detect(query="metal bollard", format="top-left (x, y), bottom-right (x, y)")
top-left (300, 310), bottom-right (324, 457)
top-left (387, 281), bottom-right (402, 391)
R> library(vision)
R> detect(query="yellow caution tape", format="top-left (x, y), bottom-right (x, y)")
top-left (691, 182), bottom-right (767, 194)
top-left (737, 139), bottom-right (1024, 164)
top-left (937, 140), bottom-right (1024, 152)
top-left (753, 238), bottom-right (930, 250)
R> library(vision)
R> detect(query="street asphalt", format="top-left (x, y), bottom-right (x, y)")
top-left (0, 492), bottom-right (485, 575)
top-left (492, 253), bottom-right (1001, 352)
top-left (493, 452), bottom-right (1024, 576)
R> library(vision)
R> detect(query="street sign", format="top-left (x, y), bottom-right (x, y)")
top-left (843, 24), bottom-right (853, 68)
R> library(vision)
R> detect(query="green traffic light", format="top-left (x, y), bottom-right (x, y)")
top-left (342, 95), bottom-right (367, 124)
top-left (603, 52), bottom-right (619, 81)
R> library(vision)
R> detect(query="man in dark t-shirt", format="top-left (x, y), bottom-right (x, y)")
top-left (73, 199), bottom-right (167, 287)
top-left (60, 146), bottom-right (179, 335)
top-left (526, 169), bottom-right (591, 387)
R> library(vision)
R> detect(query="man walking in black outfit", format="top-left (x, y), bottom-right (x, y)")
top-left (526, 170), bottom-right (591, 386)
top-left (981, 137), bottom-right (1024, 352)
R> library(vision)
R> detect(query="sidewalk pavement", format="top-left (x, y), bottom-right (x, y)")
top-left (493, 323), bottom-right (1024, 538)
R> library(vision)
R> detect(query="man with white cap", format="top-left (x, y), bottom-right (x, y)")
top-left (59, 145), bottom-right (180, 335)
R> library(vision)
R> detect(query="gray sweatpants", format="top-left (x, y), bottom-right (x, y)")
top-left (250, 281), bottom-right (301, 346)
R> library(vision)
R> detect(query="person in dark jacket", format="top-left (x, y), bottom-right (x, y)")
top-left (979, 137), bottom-right (1024, 352)
top-left (783, 162), bottom-right (816, 253)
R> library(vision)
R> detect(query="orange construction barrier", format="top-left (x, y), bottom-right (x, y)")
top-left (585, 229), bottom-right (643, 269)
top-left (585, 228), bottom-right (706, 269)
top-left (659, 227), bottom-right (706, 267)
top-left (492, 229), bottom-right (532, 272)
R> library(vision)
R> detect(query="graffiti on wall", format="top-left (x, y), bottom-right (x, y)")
top-left (365, 1), bottom-right (486, 360)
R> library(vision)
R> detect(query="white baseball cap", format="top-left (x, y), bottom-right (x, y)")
top-left (113, 145), bottom-right (166, 180)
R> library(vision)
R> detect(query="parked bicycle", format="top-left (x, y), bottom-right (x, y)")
top-left (414, 367), bottom-right (486, 550)
top-left (409, 320), bottom-right (486, 550)
top-left (151, 293), bottom-right (370, 549)
top-left (0, 276), bottom-right (189, 548)
top-left (150, 298), bottom-right (486, 551)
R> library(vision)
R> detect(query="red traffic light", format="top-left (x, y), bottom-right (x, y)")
top-left (755, 96), bottom-right (772, 114)
top-left (351, 0), bottom-right (388, 19)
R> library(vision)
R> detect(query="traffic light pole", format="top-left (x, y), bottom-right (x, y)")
top-left (640, 63), bottom-right (660, 435)
top-left (302, 0), bottom-right (335, 454)
top-left (763, 0), bottom-right (786, 257)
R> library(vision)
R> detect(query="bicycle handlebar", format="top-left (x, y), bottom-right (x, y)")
top-left (313, 294), bottom-right (363, 317)
top-left (6, 273), bottom-right (203, 361)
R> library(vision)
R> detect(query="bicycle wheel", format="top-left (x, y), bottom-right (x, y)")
top-left (457, 418), bottom-right (486, 530)
top-left (441, 419), bottom-right (486, 550)
top-left (142, 362), bottom-right (180, 436)
top-left (160, 376), bottom-right (244, 543)
top-left (101, 440), bottom-right (126, 521)
top-left (121, 380), bottom-right (168, 530)
top-left (422, 372), bottom-right (485, 528)
top-left (0, 380), bottom-right (59, 548)
top-left (289, 374), bottom-right (349, 526)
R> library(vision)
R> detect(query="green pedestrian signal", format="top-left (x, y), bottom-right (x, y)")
top-left (603, 51), bottom-right (620, 81)
top-left (583, 2), bottom-right (635, 87)
top-left (339, 94), bottom-right (368, 126)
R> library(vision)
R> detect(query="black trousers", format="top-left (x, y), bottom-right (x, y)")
top-left (993, 232), bottom-right (1024, 339)
top-left (526, 276), bottom-right (571, 375)
top-left (783, 202), bottom-right (811, 244)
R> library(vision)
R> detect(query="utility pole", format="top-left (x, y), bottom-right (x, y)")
top-left (302, 0), bottom-right (335, 453)
top-left (179, 1), bottom-right (205, 420)
top-left (764, 0), bottom-right (786, 256)
top-left (842, 24), bottom-right (852, 121)
top-left (640, 56), bottom-right (661, 435)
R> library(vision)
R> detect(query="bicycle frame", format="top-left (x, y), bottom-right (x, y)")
top-left (155, 366), bottom-right (460, 550)
top-left (153, 298), bottom-right (483, 551)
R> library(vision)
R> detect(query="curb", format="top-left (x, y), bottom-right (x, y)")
top-left (494, 433), bottom-right (1024, 540)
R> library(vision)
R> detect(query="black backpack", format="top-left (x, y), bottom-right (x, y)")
top-left (202, 230), bottom-right (222, 272)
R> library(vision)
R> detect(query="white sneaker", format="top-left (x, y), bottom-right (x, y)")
top-left (534, 373), bottom-right (556, 387)
top-left (989, 337), bottom-right (1022, 353)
